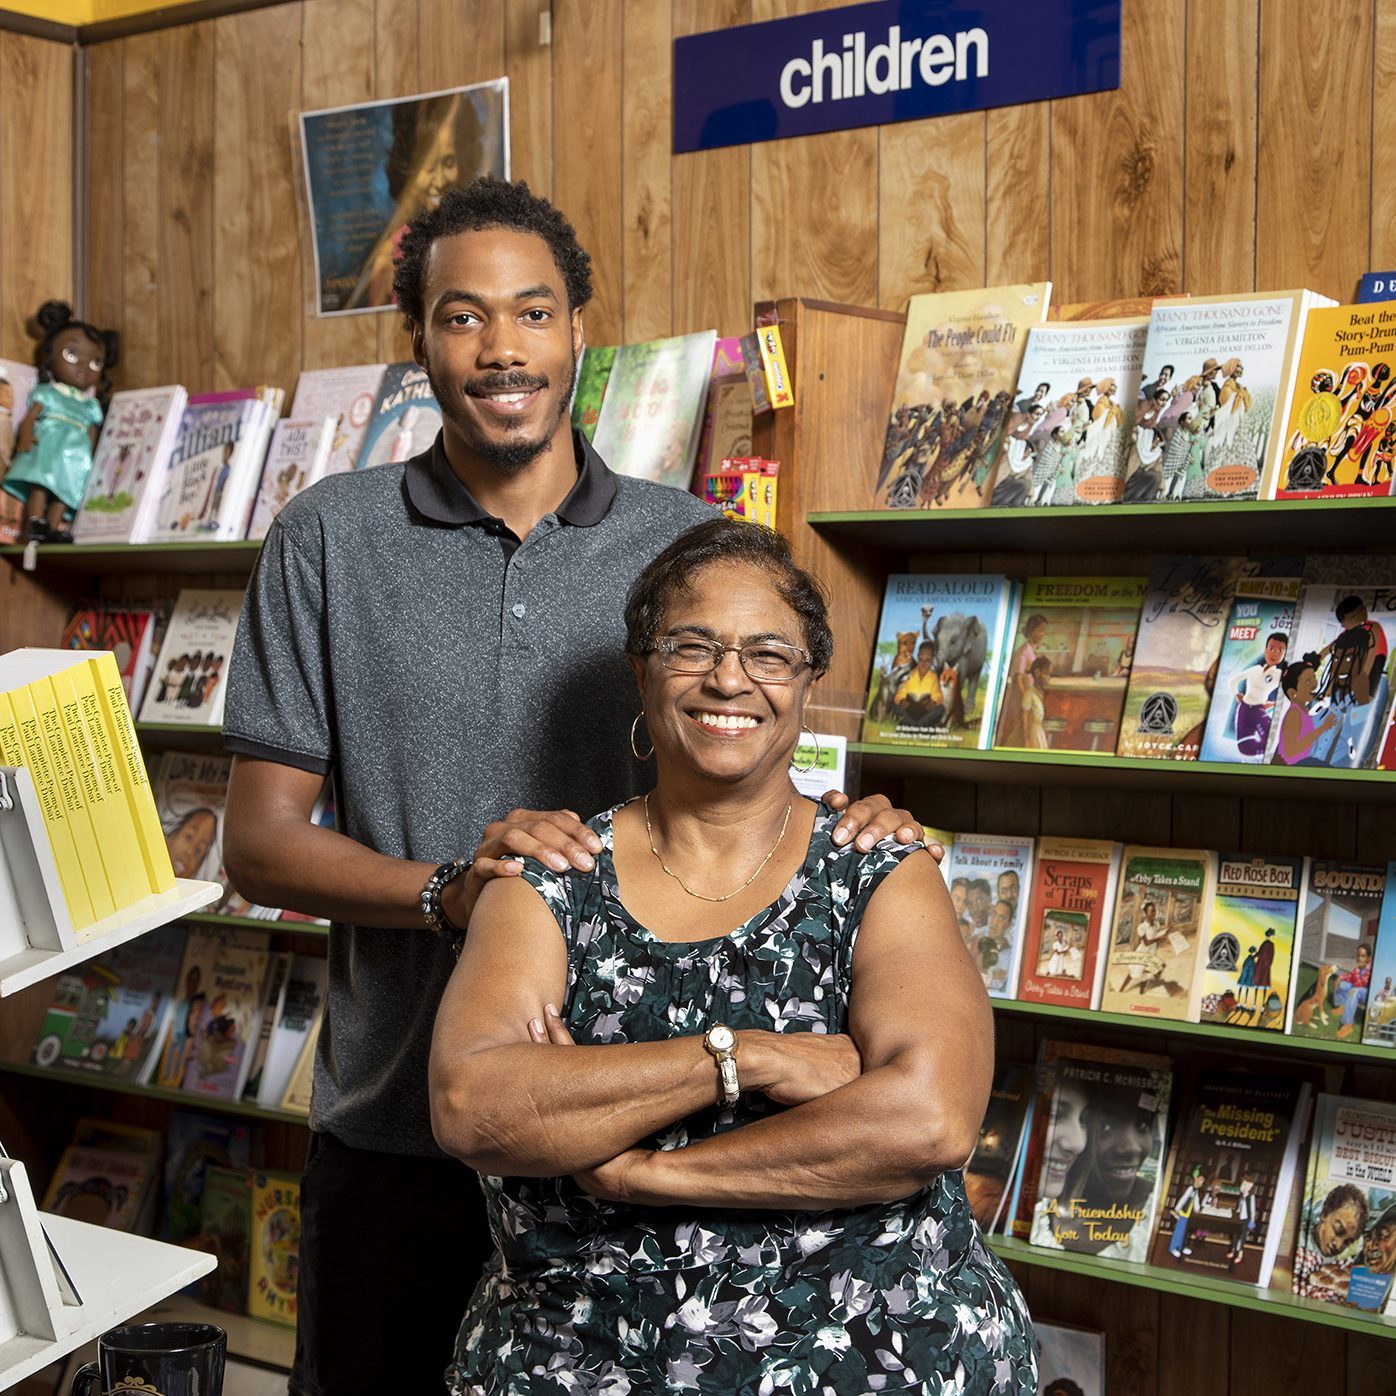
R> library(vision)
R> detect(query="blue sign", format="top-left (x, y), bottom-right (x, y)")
top-left (673, 1), bottom-right (1121, 153)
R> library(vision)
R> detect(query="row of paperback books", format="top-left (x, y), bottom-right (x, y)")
top-left (931, 827), bottom-right (1395, 1047)
top-left (0, 649), bottom-right (175, 934)
top-left (867, 553), bottom-right (1396, 771)
top-left (966, 1048), bottom-right (1396, 1317)
top-left (875, 282), bottom-right (1396, 511)
top-left (31, 921), bottom-right (325, 1111)
top-left (40, 1110), bottom-right (298, 1327)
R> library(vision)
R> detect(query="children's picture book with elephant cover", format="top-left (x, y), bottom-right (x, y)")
top-left (861, 574), bottom-right (1018, 750)
top-left (875, 283), bottom-right (1051, 510)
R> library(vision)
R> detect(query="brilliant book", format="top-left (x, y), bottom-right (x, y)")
top-left (288, 363), bottom-right (387, 475)
top-left (862, 573), bottom-right (1018, 750)
top-left (986, 318), bottom-right (1148, 507)
top-left (353, 362), bottom-right (442, 471)
top-left (943, 832), bottom-right (1033, 999)
top-left (138, 589), bottom-right (241, 728)
top-left (876, 282), bottom-right (1051, 510)
top-left (1098, 846), bottom-right (1215, 1020)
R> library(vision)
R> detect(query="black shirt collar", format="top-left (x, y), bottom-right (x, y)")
top-left (404, 428), bottom-right (618, 529)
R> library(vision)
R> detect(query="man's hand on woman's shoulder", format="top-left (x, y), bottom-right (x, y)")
top-left (822, 790), bottom-right (943, 862)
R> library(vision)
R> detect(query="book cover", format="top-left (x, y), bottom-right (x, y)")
top-left (161, 1108), bottom-right (254, 1245)
top-left (876, 283), bottom-right (1051, 510)
top-left (280, 1012), bottom-right (322, 1115)
top-left (240, 951), bottom-right (290, 1103)
top-left (1033, 1322), bottom-right (1105, 1396)
top-left (1127, 291), bottom-right (1321, 502)
top-left (42, 1142), bottom-right (160, 1232)
top-left (1356, 273), bottom-right (1396, 304)
top-left (986, 318), bottom-right (1148, 507)
top-left (964, 1060), bottom-right (1033, 1232)
top-left (1198, 576), bottom-right (1302, 764)
top-left (257, 954), bottom-right (329, 1109)
top-left (288, 363), bottom-right (387, 475)
top-left (152, 750), bottom-right (231, 897)
top-left (1016, 836), bottom-right (1121, 1009)
top-left (62, 605), bottom-right (162, 715)
top-left (694, 337), bottom-right (754, 480)
top-left (71, 385), bottom-right (188, 544)
top-left (1117, 556), bottom-right (1292, 761)
top-left (570, 344), bottom-right (616, 442)
top-left (196, 1164), bottom-right (253, 1314)
top-left (944, 832), bottom-right (1033, 999)
top-left (245, 417), bottom-right (335, 540)
top-left (1098, 847), bottom-right (1215, 1020)
top-left (1193, 853), bottom-right (1303, 1031)
top-left (992, 576), bottom-right (1145, 754)
top-left (862, 574), bottom-right (1017, 750)
top-left (591, 330), bottom-right (718, 491)
top-left (1362, 864), bottom-right (1396, 1047)
top-left (353, 362), bottom-right (442, 471)
top-left (1375, 701), bottom-right (1396, 772)
top-left (1288, 859), bottom-right (1384, 1041)
top-left (248, 1171), bottom-right (301, 1327)
top-left (1029, 1055), bottom-right (1172, 1262)
top-left (138, 589), bottom-right (241, 728)
top-left (1293, 1095), bottom-right (1396, 1311)
top-left (1265, 561), bottom-right (1396, 769)
top-left (149, 394), bottom-right (269, 541)
top-left (1272, 303), bottom-right (1396, 499)
top-left (1148, 1069), bottom-right (1312, 1286)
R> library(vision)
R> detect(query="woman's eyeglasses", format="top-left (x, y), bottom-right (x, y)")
top-left (652, 636), bottom-right (810, 683)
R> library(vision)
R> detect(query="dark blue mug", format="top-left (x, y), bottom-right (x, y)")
top-left (70, 1321), bottom-right (226, 1396)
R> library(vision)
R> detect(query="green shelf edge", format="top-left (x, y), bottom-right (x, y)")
top-left (850, 740), bottom-right (1396, 792)
top-left (990, 997), bottom-right (1394, 1063)
top-left (811, 497), bottom-right (1396, 527)
top-left (0, 1056), bottom-right (309, 1126)
top-left (134, 722), bottom-right (223, 736)
top-left (0, 540), bottom-right (262, 561)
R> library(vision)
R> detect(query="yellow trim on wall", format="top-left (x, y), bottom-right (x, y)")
top-left (2, 0), bottom-right (177, 22)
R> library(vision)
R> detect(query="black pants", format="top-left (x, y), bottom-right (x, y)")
top-left (291, 1132), bottom-right (491, 1396)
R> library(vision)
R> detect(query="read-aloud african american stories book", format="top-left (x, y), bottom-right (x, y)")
top-left (1098, 846), bottom-right (1216, 1021)
top-left (875, 283), bottom-right (1051, 510)
top-left (1191, 853), bottom-right (1303, 1032)
top-left (992, 576), bottom-right (1146, 755)
top-left (1124, 289), bottom-right (1334, 503)
top-left (943, 833), bottom-right (1033, 999)
top-left (861, 574), bottom-right (1019, 750)
top-left (353, 362), bottom-right (442, 471)
top-left (986, 318), bottom-right (1148, 507)
top-left (1016, 836), bottom-right (1122, 1010)
top-left (1271, 302), bottom-right (1396, 500)
top-left (1286, 858), bottom-right (1385, 1042)
top-left (1148, 1069), bottom-right (1312, 1287)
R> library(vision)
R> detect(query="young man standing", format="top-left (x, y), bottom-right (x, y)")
top-left (222, 178), bottom-right (920, 1396)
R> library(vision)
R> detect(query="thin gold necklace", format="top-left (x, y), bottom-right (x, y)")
top-left (643, 793), bottom-right (794, 903)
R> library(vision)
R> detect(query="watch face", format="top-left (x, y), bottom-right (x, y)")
top-left (707, 1024), bottom-right (735, 1052)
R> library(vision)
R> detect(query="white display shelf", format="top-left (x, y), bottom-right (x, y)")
top-left (0, 879), bottom-right (223, 998)
top-left (0, 1206), bottom-right (214, 1391)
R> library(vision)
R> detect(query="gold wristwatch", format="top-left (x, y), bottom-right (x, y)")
top-left (703, 1023), bottom-right (740, 1106)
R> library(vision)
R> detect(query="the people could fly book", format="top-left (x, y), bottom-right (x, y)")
top-left (986, 318), bottom-right (1148, 507)
top-left (862, 574), bottom-right (1018, 750)
top-left (1098, 846), bottom-right (1216, 1021)
top-left (288, 363), bottom-right (387, 476)
top-left (1271, 303), bottom-right (1396, 500)
top-left (138, 590), bottom-right (241, 728)
top-left (353, 362), bottom-right (442, 471)
top-left (570, 344), bottom-right (616, 442)
top-left (245, 417), bottom-right (336, 540)
top-left (1126, 289), bottom-right (1334, 502)
top-left (1029, 1054), bottom-right (1172, 1263)
top-left (992, 576), bottom-right (1145, 754)
top-left (1286, 858), bottom-right (1385, 1042)
top-left (943, 832), bottom-right (1033, 999)
top-left (591, 330), bottom-right (718, 491)
top-left (1016, 836), bottom-right (1122, 1010)
top-left (1362, 865), bottom-right (1396, 1048)
top-left (1198, 573), bottom-right (1303, 764)
top-left (1148, 1068), bottom-right (1313, 1287)
top-left (1191, 853), bottom-right (1303, 1032)
top-left (1293, 1094), bottom-right (1396, 1311)
top-left (876, 283), bottom-right (1051, 511)
top-left (71, 385), bottom-right (188, 544)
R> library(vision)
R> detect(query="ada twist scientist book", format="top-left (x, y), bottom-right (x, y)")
top-left (861, 574), bottom-right (1018, 750)
top-left (1098, 846), bottom-right (1216, 1021)
top-left (943, 832), bottom-right (1034, 999)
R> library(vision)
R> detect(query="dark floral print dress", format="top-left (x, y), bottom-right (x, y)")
top-left (447, 802), bottom-right (1036, 1396)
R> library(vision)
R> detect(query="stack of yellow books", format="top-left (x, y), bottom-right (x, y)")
top-left (0, 649), bottom-right (176, 940)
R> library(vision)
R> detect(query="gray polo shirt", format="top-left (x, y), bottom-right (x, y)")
top-left (224, 430), bottom-right (712, 1155)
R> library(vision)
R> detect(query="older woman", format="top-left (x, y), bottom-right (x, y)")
top-left (430, 519), bottom-right (1035, 1394)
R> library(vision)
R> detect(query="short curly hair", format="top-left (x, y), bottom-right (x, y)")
top-left (392, 176), bottom-right (593, 327)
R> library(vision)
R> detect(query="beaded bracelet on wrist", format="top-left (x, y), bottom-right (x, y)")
top-left (422, 856), bottom-right (470, 942)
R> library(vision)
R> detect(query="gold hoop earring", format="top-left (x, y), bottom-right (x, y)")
top-left (630, 712), bottom-right (654, 761)
top-left (792, 726), bottom-right (821, 774)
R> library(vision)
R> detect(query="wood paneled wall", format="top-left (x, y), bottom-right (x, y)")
top-left (80, 0), bottom-right (1396, 396)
